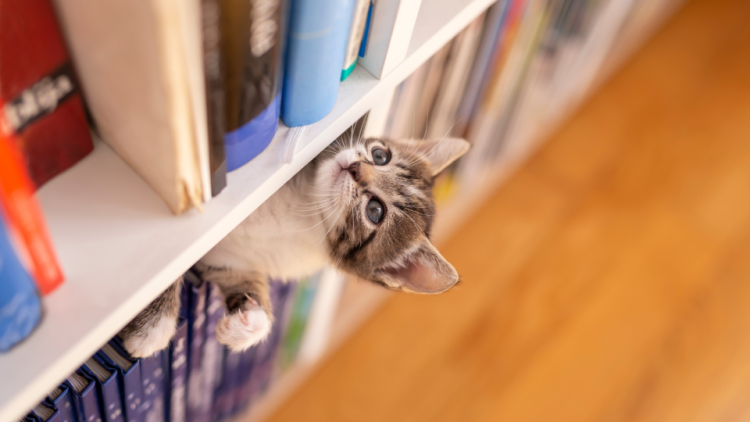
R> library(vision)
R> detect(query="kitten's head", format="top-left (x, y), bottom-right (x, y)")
top-left (311, 134), bottom-right (470, 294)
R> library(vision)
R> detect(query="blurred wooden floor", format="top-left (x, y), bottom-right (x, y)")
top-left (268, 0), bottom-right (750, 420)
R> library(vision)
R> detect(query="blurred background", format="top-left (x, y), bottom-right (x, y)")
top-left (268, 0), bottom-right (750, 420)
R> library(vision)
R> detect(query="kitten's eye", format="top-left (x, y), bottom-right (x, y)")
top-left (366, 198), bottom-right (384, 224)
top-left (372, 148), bottom-right (390, 165)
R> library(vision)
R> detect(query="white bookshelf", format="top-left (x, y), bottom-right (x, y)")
top-left (0, 0), bottom-right (495, 421)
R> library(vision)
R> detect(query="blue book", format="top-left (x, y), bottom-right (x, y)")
top-left (197, 283), bottom-right (224, 421)
top-left (0, 214), bottom-right (42, 352)
top-left (82, 356), bottom-right (125, 422)
top-left (65, 370), bottom-right (104, 422)
top-left (229, 347), bottom-right (257, 416)
top-left (138, 350), bottom-right (167, 422)
top-left (184, 273), bottom-right (208, 422)
top-left (242, 282), bottom-right (294, 408)
top-left (99, 340), bottom-right (144, 422)
top-left (281, 0), bottom-right (355, 126)
top-left (167, 286), bottom-right (189, 422)
top-left (222, 0), bottom-right (286, 170)
top-left (30, 401), bottom-right (58, 422)
top-left (211, 348), bottom-right (242, 422)
top-left (47, 384), bottom-right (77, 422)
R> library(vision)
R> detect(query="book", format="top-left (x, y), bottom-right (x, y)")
top-left (0, 128), bottom-right (64, 295)
top-left (184, 275), bottom-right (208, 422)
top-left (137, 350), bottom-right (167, 422)
top-left (0, 212), bottom-right (42, 352)
top-left (454, 0), bottom-right (514, 137)
top-left (277, 275), bottom-right (319, 371)
top-left (0, 0), bottom-right (93, 188)
top-left (341, 0), bottom-right (371, 81)
top-left (99, 341), bottom-right (144, 422)
top-left (194, 283), bottom-right (224, 422)
top-left (281, 0), bottom-right (355, 127)
top-left (29, 401), bottom-right (57, 422)
top-left (235, 281), bottom-right (294, 412)
top-left (47, 385), bottom-right (77, 422)
top-left (426, 16), bottom-right (484, 139)
top-left (220, 0), bottom-right (286, 171)
top-left (201, 0), bottom-right (228, 197)
top-left (52, 0), bottom-right (216, 214)
top-left (65, 371), bottom-right (104, 422)
top-left (82, 357), bottom-right (125, 422)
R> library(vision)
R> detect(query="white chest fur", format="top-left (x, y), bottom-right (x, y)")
top-left (200, 174), bottom-right (330, 280)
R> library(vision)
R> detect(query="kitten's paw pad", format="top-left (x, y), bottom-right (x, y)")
top-left (215, 303), bottom-right (271, 352)
top-left (121, 316), bottom-right (177, 358)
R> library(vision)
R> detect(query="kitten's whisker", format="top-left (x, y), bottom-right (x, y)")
top-left (293, 197), bottom-right (342, 232)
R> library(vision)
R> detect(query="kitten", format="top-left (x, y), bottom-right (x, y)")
top-left (120, 132), bottom-right (470, 357)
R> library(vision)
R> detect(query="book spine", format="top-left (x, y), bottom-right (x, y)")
top-left (0, 130), bottom-right (64, 295)
top-left (0, 0), bottom-right (93, 188)
top-left (201, 0), bottom-right (228, 196)
top-left (357, 1), bottom-right (373, 58)
top-left (65, 372), bottom-right (104, 422)
top-left (341, 0), bottom-right (371, 81)
top-left (211, 349), bottom-right (242, 421)
top-left (168, 317), bottom-right (188, 422)
top-left (105, 340), bottom-right (145, 422)
top-left (138, 351), bottom-right (167, 422)
top-left (0, 211), bottom-right (42, 352)
top-left (185, 279), bottom-right (207, 422)
top-left (221, 0), bottom-right (285, 171)
top-left (281, 0), bottom-right (355, 127)
top-left (47, 385), bottom-right (76, 422)
top-left (242, 281), bottom-right (295, 407)
top-left (81, 359), bottom-right (125, 422)
top-left (197, 283), bottom-right (223, 421)
top-left (277, 276), bottom-right (318, 370)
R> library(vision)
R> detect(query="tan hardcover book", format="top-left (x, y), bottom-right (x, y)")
top-left (52, 0), bottom-right (210, 214)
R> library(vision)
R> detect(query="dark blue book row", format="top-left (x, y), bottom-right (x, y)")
top-left (21, 273), bottom-right (297, 422)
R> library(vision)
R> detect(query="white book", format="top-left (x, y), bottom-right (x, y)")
top-left (53, 0), bottom-right (211, 214)
top-left (358, 0), bottom-right (424, 79)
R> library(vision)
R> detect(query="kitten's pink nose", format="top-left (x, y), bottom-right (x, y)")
top-left (347, 162), bottom-right (361, 181)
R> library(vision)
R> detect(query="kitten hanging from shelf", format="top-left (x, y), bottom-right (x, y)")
top-left (119, 125), bottom-right (469, 358)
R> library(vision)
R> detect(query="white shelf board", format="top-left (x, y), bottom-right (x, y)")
top-left (0, 0), bottom-right (496, 420)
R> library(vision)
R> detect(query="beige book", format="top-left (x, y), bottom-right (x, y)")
top-left (53, 0), bottom-right (210, 214)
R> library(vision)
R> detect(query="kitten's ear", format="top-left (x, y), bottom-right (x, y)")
top-left (394, 137), bottom-right (470, 176)
top-left (380, 238), bottom-right (459, 294)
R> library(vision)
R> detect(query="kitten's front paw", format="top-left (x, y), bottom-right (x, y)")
top-left (216, 298), bottom-right (271, 352)
top-left (121, 316), bottom-right (177, 358)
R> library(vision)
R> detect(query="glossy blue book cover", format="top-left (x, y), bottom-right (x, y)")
top-left (281, 0), bottom-right (355, 126)
top-left (0, 214), bottom-right (42, 352)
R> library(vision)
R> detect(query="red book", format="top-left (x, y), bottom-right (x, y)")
top-left (0, 129), bottom-right (64, 295)
top-left (0, 0), bottom-right (93, 188)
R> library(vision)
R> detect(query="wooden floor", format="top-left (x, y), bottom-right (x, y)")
top-left (268, 0), bottom-right (750, 420)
